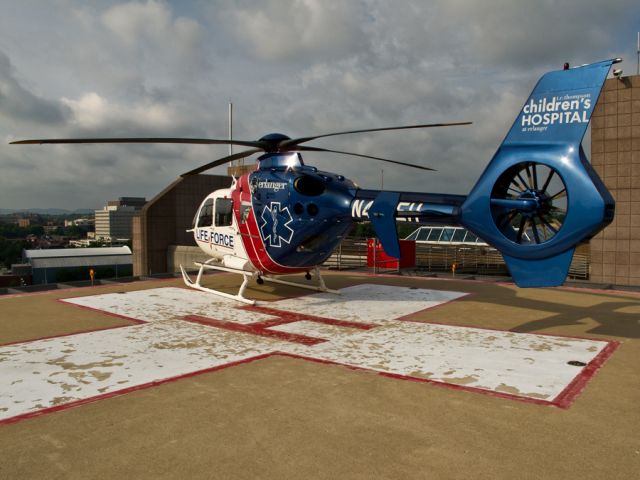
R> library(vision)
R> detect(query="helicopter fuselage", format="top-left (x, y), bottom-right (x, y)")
top-left (192, 153), bottom-right (358, 275)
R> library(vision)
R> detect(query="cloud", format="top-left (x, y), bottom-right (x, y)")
top-left (0, 51), bottom-right (69, 125)
top-left (219, 0), bottom-right (369, 62)
top-left (101, 0), bottom-right (203, 59)
top-left (100, 0), bottom-right (207, 86)
top-left (60, 92), bottom-right (188, 133)
top-left (0, 0), bottom-right (637, 210)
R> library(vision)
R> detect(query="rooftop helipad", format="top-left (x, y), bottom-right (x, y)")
top-left (0, 272), bottom-right (638, 479)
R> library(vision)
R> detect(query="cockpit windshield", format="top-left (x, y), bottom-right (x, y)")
top-left (258, 153), bottom-right (303, 170)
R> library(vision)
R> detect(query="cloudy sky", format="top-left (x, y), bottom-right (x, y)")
top-left (0, 0), bottom-right (638, 210)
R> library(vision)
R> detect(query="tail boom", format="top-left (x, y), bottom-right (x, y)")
top-left (352, 59), bottom-right (619, 288)
top-left (459, 59), bottom-right (619, 286)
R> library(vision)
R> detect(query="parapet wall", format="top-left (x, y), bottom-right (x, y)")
top-left (589, 74), bottom-right (640, 286)
top-left (133, 174), bottom-right (231, 276)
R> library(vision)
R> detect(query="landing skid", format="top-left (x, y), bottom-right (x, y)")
top-left (179, 260), bottom-right (338, 304)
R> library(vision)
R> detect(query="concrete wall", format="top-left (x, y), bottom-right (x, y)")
top-left (590, 74), bottom-right (640, 286)
top-left (133, 174), bottom-right (231, 276)
top-left (167, 245), bottom-right (212, 273)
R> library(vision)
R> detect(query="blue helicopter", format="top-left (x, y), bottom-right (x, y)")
top-left (12, 59), bottom-right (620, 303)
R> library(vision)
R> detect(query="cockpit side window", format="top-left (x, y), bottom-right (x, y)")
top-left (197, 199), bottom-right (214, 227)
top-left (215, 198), bottom-right (233, 227)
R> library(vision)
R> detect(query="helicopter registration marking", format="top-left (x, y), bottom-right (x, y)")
top-left (0, 285), bottom-right (617, 423)
top-left (351, 199), bottom-right (424, 219)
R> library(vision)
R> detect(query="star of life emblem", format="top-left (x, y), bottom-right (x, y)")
top-left (259, 202), bottom-right (294, 247)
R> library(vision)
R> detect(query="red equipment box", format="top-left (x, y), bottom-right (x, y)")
top-left (367, 239), bottom-right (416, 269)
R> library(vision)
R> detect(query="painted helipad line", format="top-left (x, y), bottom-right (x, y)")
top-left (0, 285), bottom-right (618, 424)
top-left (0, 320), bottom-right (287, 421)
top-left (281, 322), bottom-right (610, 401)
top-left (270, 284), bottom-right (465, 324)
top-left (63, 287), bottom-right (280, 325)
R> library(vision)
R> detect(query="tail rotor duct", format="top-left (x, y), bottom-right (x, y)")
top-left (490, 162), bottom-right (567, 245)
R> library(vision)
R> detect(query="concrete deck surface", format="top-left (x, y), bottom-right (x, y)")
top-left (0, 272), bottom-right (638, 479)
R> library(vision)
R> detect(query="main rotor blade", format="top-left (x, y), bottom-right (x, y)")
top-left (180, 148), bottom-right (262, 177)
top-left (280, 122), bottom-right (472, 149)
top-left (296, 146), bottom-right (435, 171)
top-left (11, 137), bottom-right (265, 149)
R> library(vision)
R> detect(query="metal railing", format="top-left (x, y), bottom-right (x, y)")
top-left (323, 238), bottom-right (369, 270)
top-left (324, 237), bottom-right (590, 280)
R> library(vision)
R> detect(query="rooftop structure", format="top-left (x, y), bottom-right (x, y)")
top-left (589, 73), bottom-right (640, 286)
top-left (23, 246), bottom-right (132, 284)
top-left (404, 226), bottom-right (489, 246)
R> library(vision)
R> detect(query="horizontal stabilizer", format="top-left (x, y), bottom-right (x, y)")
top-left (503, 248), bottom-right (575, 288)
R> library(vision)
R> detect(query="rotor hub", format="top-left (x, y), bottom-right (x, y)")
top-left (258, 133), bottom-right (291, 152)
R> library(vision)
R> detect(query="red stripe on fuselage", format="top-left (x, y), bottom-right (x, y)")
top-left (233, 174), bottom-right (303, 275)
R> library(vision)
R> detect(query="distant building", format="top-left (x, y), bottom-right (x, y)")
top-left (64, 218), bottom-right (94, 228)
top-left (95, 197), bottom-right (146, 241)
top-left (108, 197), bottom-right (147, 209)
top-left (17, 218), bottom-right (30, 228)
top-left (23, 246), bottom-right (133, 284)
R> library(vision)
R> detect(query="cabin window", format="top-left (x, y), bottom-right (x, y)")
top-left (197, 199), bottom-right (213, 227)
top-left (215, 198), bottom-right (233, 226)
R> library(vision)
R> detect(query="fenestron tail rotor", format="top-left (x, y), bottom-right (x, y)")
top-left (490, 162), bottom-right (567, 245)
top-left (10, 121), bottom-right (472, 175)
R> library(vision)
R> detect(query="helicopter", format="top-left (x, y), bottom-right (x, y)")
top-left (12, 58), bottom-right (620, 304)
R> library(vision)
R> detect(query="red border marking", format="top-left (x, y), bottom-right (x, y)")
top-left (552, 340), bottom-right (621, 408)
top-left (183, 315), bottom-right (325, 345)
top-left (0, 353), bottom-right (275, 426)
top-left (183, 305), bottom-right (378, 345)
top-left (0, 340), bottom-right (621, 427)
top-left (273, 352), bottom-right (556, 407)
top-left (0, 324), bottom-right (138, 348)
top-left (55, 299), bottom-right (148, 325)
top-left (394, 291), bottom-right (474, 321)
top-left (0, 300), bottom-right (147, 348)
top-left (0, 283), bottom-right (624, 426)
top-left (243, 305), bottom-right (378, 330)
